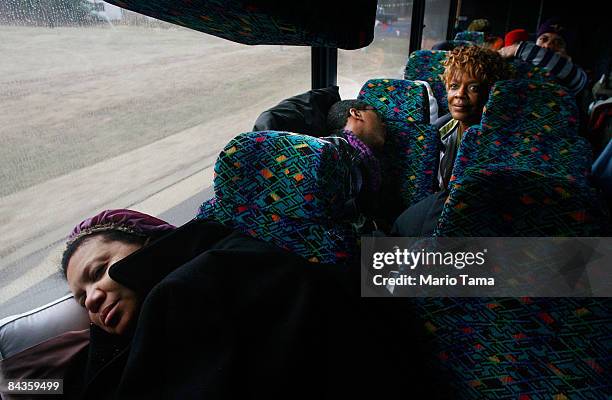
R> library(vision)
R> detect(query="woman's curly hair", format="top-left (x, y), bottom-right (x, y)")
top-left (441, 45), bottom-right (514, 89)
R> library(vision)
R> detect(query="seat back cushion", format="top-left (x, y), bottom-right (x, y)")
top-left (454, 30), bottom-right (485, 43)
top-left (481, 80), bottom-right (579, 138)
top-left (404, 50), bottom-right (449, 115)
top-left (1, 329), bottom-right (89, 398)
top-left (198, 131), bottom-right (356, 263)
top-left (357, 79), bottom-right (439, 207)
top-left (357, 78), bottom-right (430, 124)
top-left (410, 296), bottom-right (611, 399)
top-left (0, 294), bottom-right (89, 360)
top-left (436, 168), bottom-right (608, 237)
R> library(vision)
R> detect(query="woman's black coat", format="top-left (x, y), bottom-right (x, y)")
top-left (71, 220), bottom-right (442, 399)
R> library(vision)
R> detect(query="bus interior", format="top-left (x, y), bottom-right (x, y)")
top-left (1, 0), bottom-right (611, 398)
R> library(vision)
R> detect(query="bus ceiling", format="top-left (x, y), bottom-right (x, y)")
top-left (103, 0), bottom-right (379, 90)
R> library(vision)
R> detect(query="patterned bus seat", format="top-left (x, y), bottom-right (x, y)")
top-left (357, 79), bottom-right (439, 207)
top-left (102, 0), bottom-right (376, 50)
top-left (404, 50), bottom-right (449, 115)
top-left (437, 168), bottom-right (608, 237)
top-left (454, 30), bottom-right (485, 44)
top-left (450, 126), bottom-right (592, 188)
top-left (420, 167), bottom-right (611, 399)
top-left (509, 59), bottom-right (556, 83)
top-left (449, 80), bottom-right (589, 185)
top-left (197, 131), bottom-right (357, 264)
top-left (413, 295), bottom-right (611, 399)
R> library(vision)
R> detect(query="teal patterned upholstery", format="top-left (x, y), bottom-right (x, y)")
top-left (437, 168), bottom-right (607, 236)
top-left (104, 0), bottom-right (376, 49)
top-left (450, 126), bottom-right (592, 187)
top-left (449, 80), bottom-right (589, 185)
top-left (404, 50), bottom-right (449, 115)
top-left (426, 168), bottom-right (610, 397)
top-left (414, 296), bottom-right (611, 399)
top-left (357, 78), bottom-right (430, 123)
top-left (357, 79), bottom-right (439, 207)
top-left (423, 78), bottom-right (610, 399)
top-left (454, 31), bottom-right (485, 44)
top-left (444, 40), bottom-right (475, 49)
top-left (415, 81), bottom-right (612, 399)
top-left (197, 131), bottom-right (357, 263)
top-left (480, 80), bottom-right (578, 137)
top-left (510, 59), bottom-right (556, 83)
top-left (384, 120), bottom-right (439, 207)
top-left (437, 79), bottom-right (608, 235)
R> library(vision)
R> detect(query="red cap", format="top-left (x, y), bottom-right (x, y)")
top-left (504, 29), bottom-right (529, 47)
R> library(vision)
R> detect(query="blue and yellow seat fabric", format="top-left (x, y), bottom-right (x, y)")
top-left (416, 296), bottom-right (611, 399)
top-left (449, 80), bottom-right (590, 184)
top-left (404, 50), bottom-right (449, 115)
top-left (439, 80), bottom-right (605, 236)
top-left (436, 168), bottom-right (607, 236)
top-left (356, 79), bottom-right (439, 209)
top-left (197, 131), bottom-right (358, 264)
top-left (102, 0), bottom-right (377, 50)
top-left (510, 59), bottom-right (556, 84)
top-left (454, 30), bottom-right (485, 44)
top-left (413, 80), bottom-right (611, 399)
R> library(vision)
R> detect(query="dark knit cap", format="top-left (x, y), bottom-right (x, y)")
top-left (536, 17), bottom-right (575, 49)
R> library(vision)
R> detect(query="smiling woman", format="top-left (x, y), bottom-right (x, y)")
top-left (437, 45), bottom-right (513, 189)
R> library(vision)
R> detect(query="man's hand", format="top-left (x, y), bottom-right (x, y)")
top-left (498, 43), bottom-right (520, 59)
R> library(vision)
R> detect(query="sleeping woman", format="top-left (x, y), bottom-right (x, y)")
top-left (59, 206), bottom-right (438, 399)
top-left (60, 208), bottom-right (346, 399)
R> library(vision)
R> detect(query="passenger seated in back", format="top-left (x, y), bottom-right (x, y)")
top-left (498, 17), bottom-right (587, 96)
top-left (325, 99), bottom-right (388, 229)
top-left (393, 46), bottom-right (512, 236)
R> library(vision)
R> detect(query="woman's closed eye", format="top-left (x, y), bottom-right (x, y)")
top-left (78, 293), bottom-right (86, 308)
top-left (91, 264), bottom-right (107, 281)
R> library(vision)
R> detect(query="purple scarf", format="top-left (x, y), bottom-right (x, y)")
top-left (343, 129), bottom-right (382, 193)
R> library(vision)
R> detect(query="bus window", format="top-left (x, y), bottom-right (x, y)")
top-left (337, 1), bottom-right (413, 99)
top-left (422, 0), bottom-right (451, 49)
top-left (0, 1), bottom-right (310, 319)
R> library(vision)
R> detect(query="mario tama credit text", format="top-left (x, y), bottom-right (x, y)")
top-left (361, 237), bottom-right (612, 297)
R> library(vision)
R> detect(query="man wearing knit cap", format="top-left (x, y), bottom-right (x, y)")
top-left (535, 16), bottom-right (574, 58)
top-left (498, 17), bottom-right (587, 95)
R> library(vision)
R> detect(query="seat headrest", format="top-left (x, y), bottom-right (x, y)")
top-left (357, 79), bottom-right (430, 124)
top-left (454, 31), bottom-right (485, 43)
top-left (481, 80), bottom-right (579, 137)
top-left (436, 167), bottom-right (608, 237)
top-left (450, 125), bottom-right (593, 188)
top-left (403, 50), bottom-right (449, 115)
top-left (197, 131), bottom-right (356, 263)
top-left (0, 295), bottom-right (89, 360)
top-left (509, 60), bottom-right (556, 83)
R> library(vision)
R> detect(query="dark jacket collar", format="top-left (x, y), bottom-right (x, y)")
top-left (108, 219), bottom-right (234, 295)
